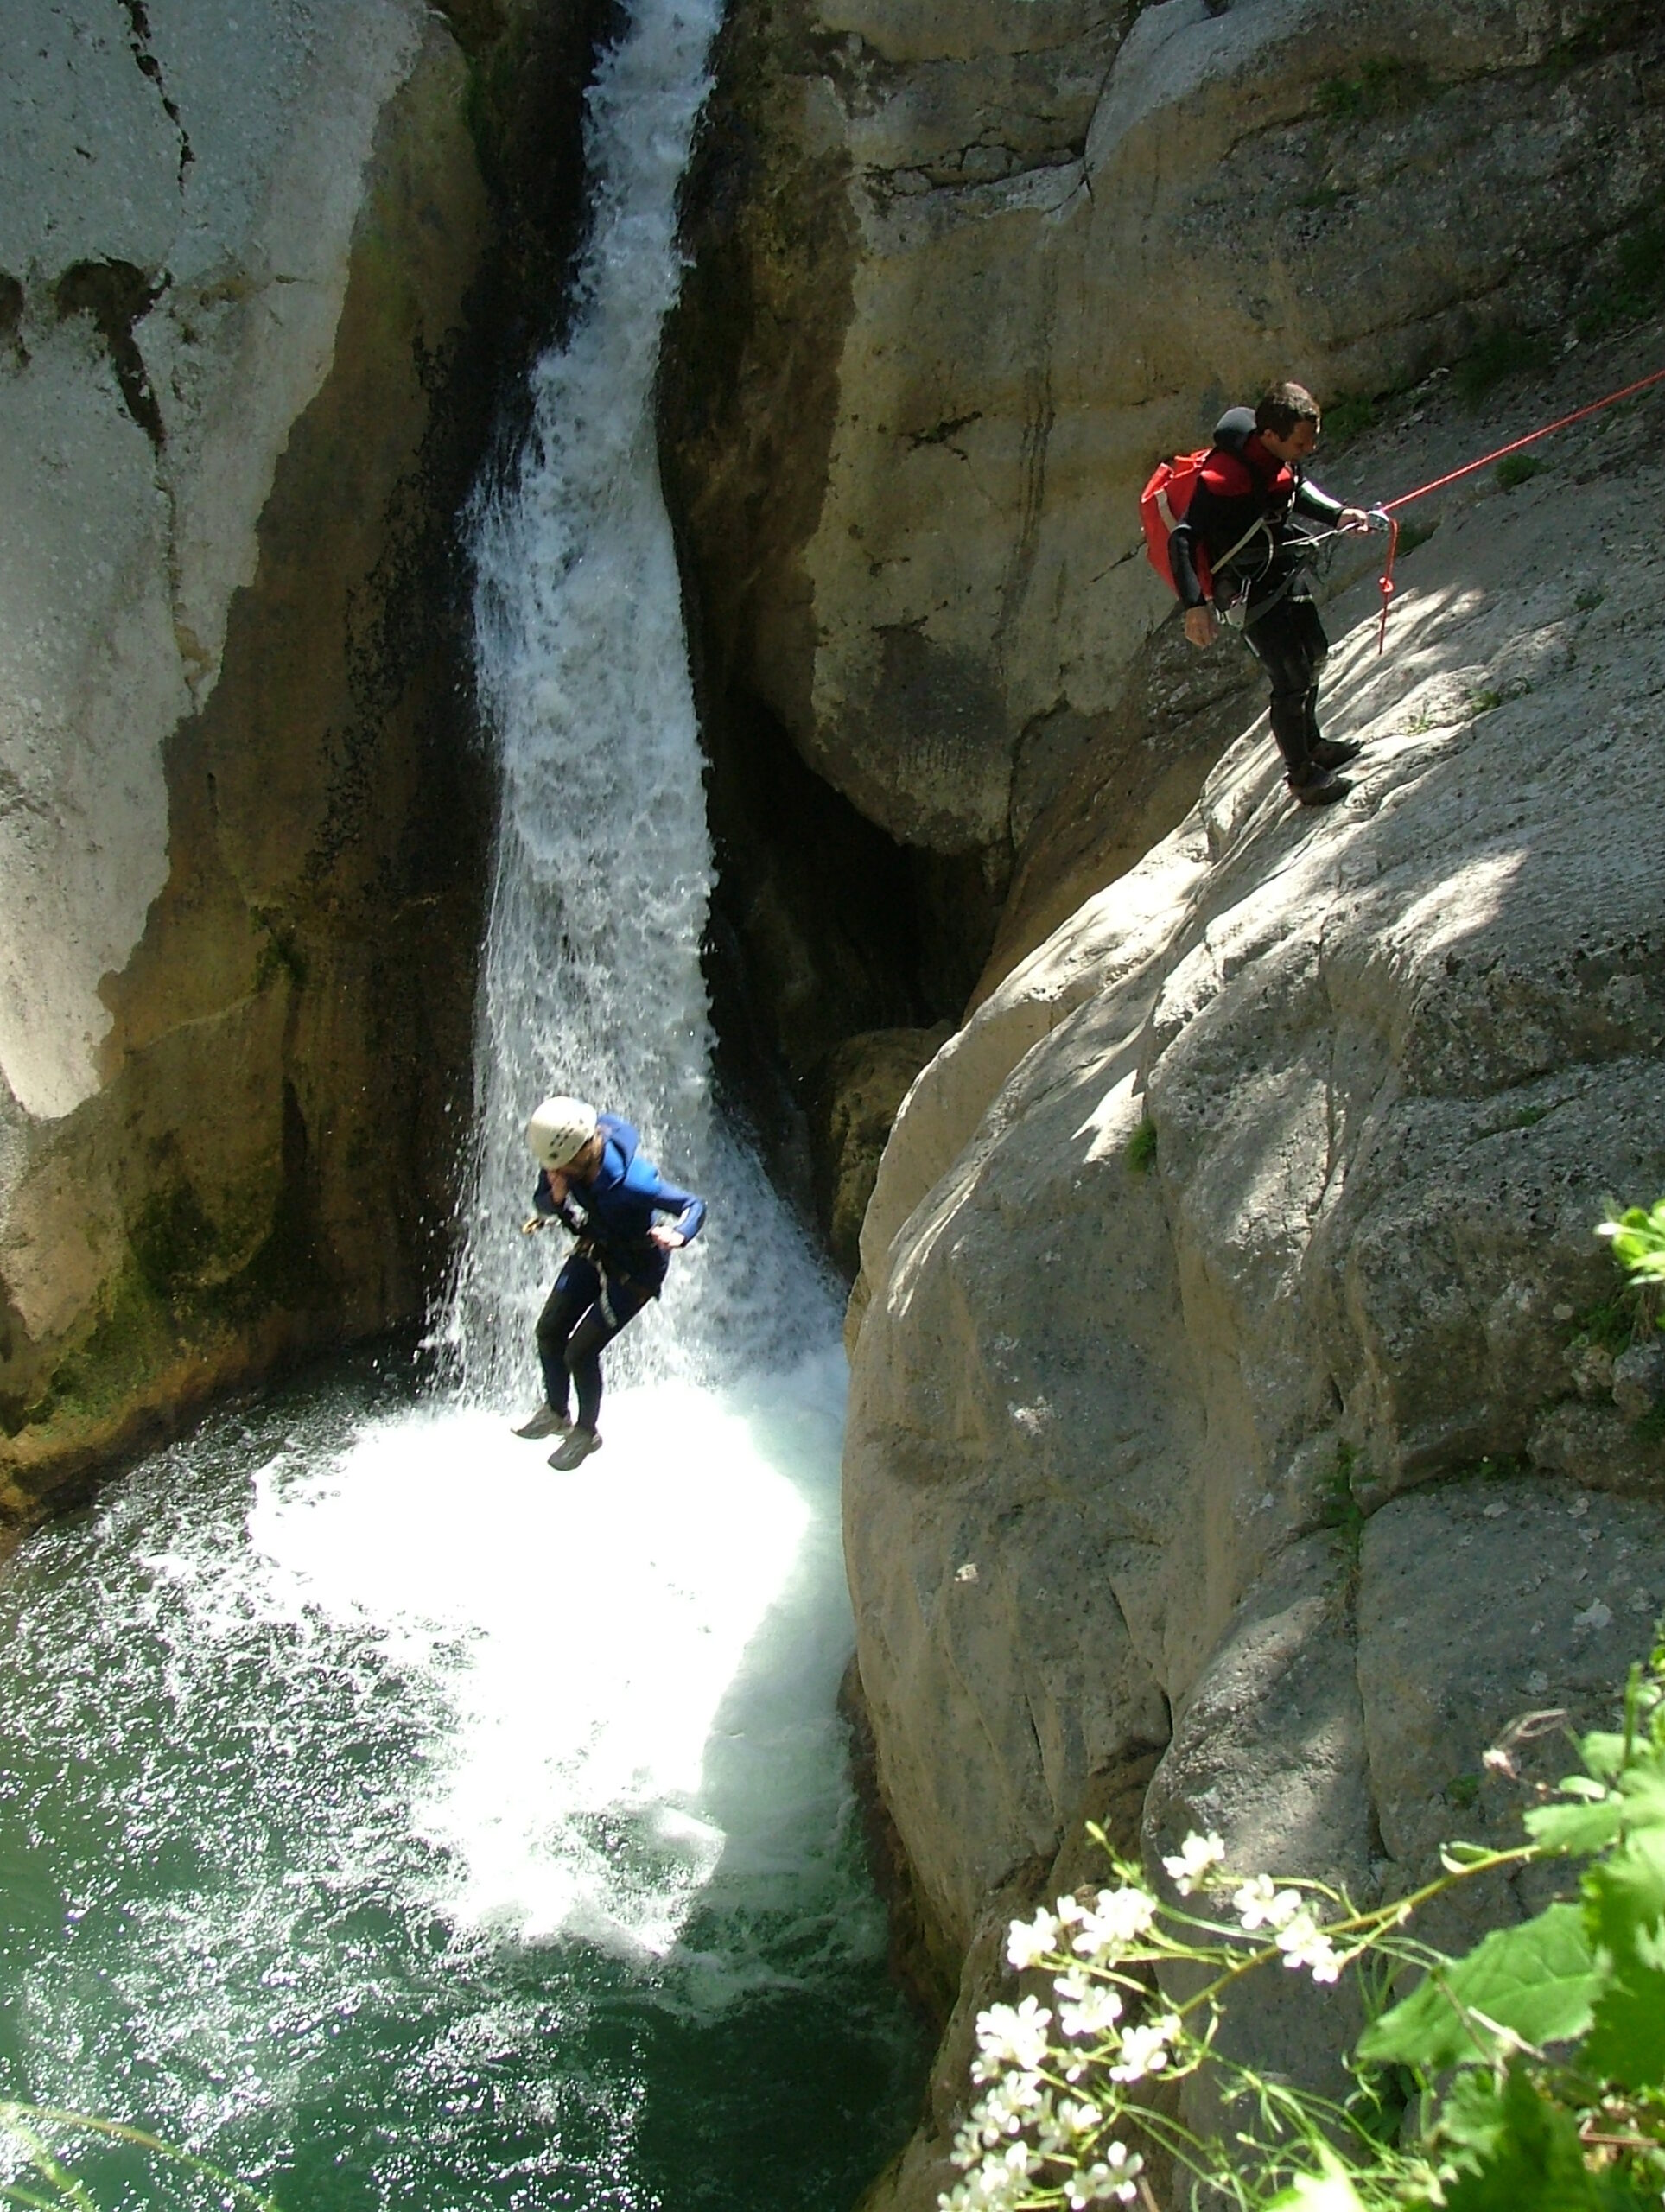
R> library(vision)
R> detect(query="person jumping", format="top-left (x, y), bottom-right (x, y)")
top-left (513, 1096), bottom-right (707, 1470)
top-left (1168, 382), bottom-right (1378, 807)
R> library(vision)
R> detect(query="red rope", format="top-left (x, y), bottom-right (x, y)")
top-left (1371, 363), bottom-right (1665, 652)
top-left (1376, 515), bottom-right (1399, 657)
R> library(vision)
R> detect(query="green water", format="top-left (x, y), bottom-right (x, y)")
top-left (0, 1351), bottom-right (926, 2210)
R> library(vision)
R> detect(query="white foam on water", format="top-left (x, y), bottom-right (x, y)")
top-left (405, 0), bottom-right (867, 1986)
top-left (247, 1346), bottom-right (853, 1967)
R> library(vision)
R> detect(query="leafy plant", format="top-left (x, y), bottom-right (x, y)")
top-left (1569, 1294), bottom-right (1637, 1358)
top-left (1316, 58), bottom-right (1433, 122)
top-left (1598, 1198), bottom-right (1665, 1303)
top-left (941, 1643), bottom-right (1665, 2212)
top-left (1496, 454), bottom-right (1544, 492)
top-left (1320, 1440), bottom-right (1365, 1573)
top-left (1124, 1122), bottom-right (1158, 1177)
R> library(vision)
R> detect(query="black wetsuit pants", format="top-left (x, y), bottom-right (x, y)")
top-left (1243, 584), bottom-right (1329, 777)
top-left (536, 1254), bottom-right (655, 1432)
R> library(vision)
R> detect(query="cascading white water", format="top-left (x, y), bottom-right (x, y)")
top-left (448, 0), bottom-right (822, 1408)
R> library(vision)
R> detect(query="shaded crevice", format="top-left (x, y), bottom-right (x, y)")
top-left (117, 0), bottom-right (194, 188)
top-left (694, 683), bottom-right (1004, 1221)
top-left (0, 273), bottom-right (27, 368)
top-left (55, 259), bottom-right (166, 451)
top-left (904, 410), bottom-right (982, 451)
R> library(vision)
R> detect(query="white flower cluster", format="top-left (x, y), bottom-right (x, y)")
top-left (944, 2061), bottom-right (1146, 2212)
top-left (944, 1837), bottom-right (1348, 2212)
top-left (1160, 1831), bottom-right (1226, 1895)
top-left (1230, 1874), bottom-right (1341, 1983)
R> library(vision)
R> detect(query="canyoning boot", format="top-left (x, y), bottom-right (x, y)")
top-left (1308, 735), bottom-right (1363, 770)
top-left (549, 1426), bottom-right (602, 1471)
top-left (513, 1403), bottom-right (572, 1440)
top-left (1287, 763), bottom-right (1350, 807)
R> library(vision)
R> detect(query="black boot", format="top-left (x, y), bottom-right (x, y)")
top-left (1271, 692), bottom-right (1349, 804)
top-left (1303, 689), bottom-right (1360, 770)
top-left (1287, 762), bottom-right (1351, 806)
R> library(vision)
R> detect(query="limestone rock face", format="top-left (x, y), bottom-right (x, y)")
top-left (0, 0), bottom-right (511, 1519)
top-left (844, 346), bottom-right (1665, 2204)
top-left (667, 0), bottom-right (1664, 883)
top-left (2, 0), bottom-right (429, 1117)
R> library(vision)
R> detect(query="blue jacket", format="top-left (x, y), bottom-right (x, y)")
top-left (532, 1113), bottom-right (706, 1289)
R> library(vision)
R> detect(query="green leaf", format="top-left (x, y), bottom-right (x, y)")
top-left (1435, 2068), bottom-right (1509, 2161)
top-left (1265, 2176), bottom-right (1369, 2212)
top-left (1580, 1732), bottom-right (1628, 1782)
top-left (1600, 1198), bottom-right (1665, 1285)
top-left (1584, 1830), bottom-right (1665, 1960)
top-left (1439, 1841), bottom-right (1495, 1867)
top-left (1616, 1763), bottom-right (1665, 1841)
top-left (1583, 1958), bottom-right (1665, 2089)
top-left (1357, 1904), bottom-right (1603, 2069)
top-left (1526, 1798), bottom-right (1624, 1854)
top-left (1581, 1830), bottom-right (1665, 2088)
top-left (1436, 2067), bottom-right (1652, 2210)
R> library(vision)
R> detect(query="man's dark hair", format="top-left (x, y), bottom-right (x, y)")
top-left (1255, 382), bottom-right (1322, 437)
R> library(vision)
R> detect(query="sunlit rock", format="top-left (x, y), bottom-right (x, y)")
top-left (845, 340), bottom-right (1665, 2202)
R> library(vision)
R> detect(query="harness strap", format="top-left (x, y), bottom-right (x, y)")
top-left (1211, 512), bottom-right (1273, 587)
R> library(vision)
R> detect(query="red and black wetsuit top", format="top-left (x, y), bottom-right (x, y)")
top-left (1167, 407), bottom-right (1344, 610)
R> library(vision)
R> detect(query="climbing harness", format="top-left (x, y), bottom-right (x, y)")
top-left (1370, 364), bottom-right (1665, 652)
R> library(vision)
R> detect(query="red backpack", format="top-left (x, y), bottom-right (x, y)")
top-left (1140, 449), bottom-right (1213, 595)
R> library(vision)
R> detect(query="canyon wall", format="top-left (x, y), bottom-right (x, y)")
top-left (662, 0), bottom-right (1665, 2200)
top-left (0, 0), bottom-right (601, 1526)
top-left (845, 345), bottom-right (1665, 2198)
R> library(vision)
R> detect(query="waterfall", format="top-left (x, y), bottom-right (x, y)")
top-left (446, 0), bottom-right (825, 1410)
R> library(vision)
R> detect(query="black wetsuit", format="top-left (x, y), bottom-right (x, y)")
top-left (532, 1114), bottom-right (705, 1432)
top-left (1168, 407), bottom-right (1346, 780)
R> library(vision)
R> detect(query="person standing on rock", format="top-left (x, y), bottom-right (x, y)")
top-left (1170, 382), bottom-right (1380, 807)
top-left (512, 1096), bottom-right (706, 1470)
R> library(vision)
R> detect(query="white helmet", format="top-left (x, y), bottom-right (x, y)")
top-left (525, 1096), bottom-right (599, 1172)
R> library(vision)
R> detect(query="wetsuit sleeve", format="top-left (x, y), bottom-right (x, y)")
top-left (1167, 514), bottom-right (1208, 608)
top-left (645, 1173), bottom-right (706, 1243)
top-left (1293, 474), bottom-right (1344, 526)
top-left (532, 1171), bottom-right (588, 1235)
